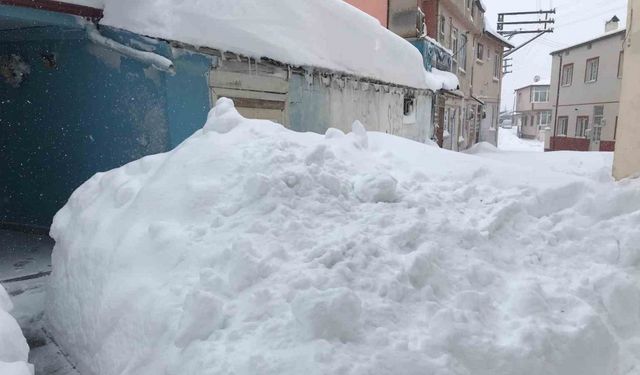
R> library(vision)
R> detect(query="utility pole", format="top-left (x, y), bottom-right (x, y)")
top-left (498, 9), bottom-right (556, 58)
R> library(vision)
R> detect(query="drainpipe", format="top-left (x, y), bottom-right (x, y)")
top-left (552, 53), bottom-right (562, 150)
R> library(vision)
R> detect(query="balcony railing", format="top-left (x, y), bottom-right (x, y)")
top-left (408, 37), bottom-right (453, 72)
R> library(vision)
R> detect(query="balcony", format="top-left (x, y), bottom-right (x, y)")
top-left (408, 36), bottom-right (453, 72)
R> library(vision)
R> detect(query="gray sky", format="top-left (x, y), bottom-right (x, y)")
top-left (483, 0), bottom-right (628, 111)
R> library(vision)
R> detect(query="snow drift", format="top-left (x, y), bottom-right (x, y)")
top-left (48, 98), bottom-right (640, 375)
top-left (0, 286), bottom-right (33, 375)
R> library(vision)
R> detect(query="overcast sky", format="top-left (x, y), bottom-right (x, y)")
top-left (483, 0), bottom-right (628, 111)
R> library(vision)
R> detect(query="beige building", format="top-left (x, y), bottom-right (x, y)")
top-left (546, 16), bottom-right (625, 152)
top-left (473, 28), bottom-right (514, 145)
top-left (613, 0), bottom-right (640, 179)
top-left (422, 0), bottom-right (512, 150)
top-left (514, 78), bottom-right (552, 140)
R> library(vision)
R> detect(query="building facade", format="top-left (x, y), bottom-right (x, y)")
top-left (346, 0), bottom-right (512, 150)
top-left (514, 79), bottom-right (552, 140)
top-left (473, 29), bottom-right (513, 145)
top-left (343, 0), bottom-right (389, 27)
top-left (613, 0), bottom-right (640, 179)
top-left (422, 0), bottom-right (512, 149)
top-left (547, 17), bottom-right (625, 152)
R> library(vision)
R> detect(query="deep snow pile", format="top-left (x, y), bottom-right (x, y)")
top-left (0, 285), bottom-right (33, 375)
top-left (48, 99), bottom-right (640, 375)
top-left (67, 0), bottom-right (443, 90)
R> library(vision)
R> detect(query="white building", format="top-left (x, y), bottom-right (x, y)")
top-left (546, 16), bottom-right (625, 152)
top-left (513, 77), bottom-right (552, 140)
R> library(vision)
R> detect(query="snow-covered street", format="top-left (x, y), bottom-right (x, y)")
top-left (1, 1), bottom-right (638, 374)
top-left (33, 99), bottom-right (640, 375)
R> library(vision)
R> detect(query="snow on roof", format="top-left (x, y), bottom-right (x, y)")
top-left (550, 28), bottom-right (626, 55)
top-left (61, 0), bottom-right (439, 90)
top-left (58, 0), bottom-right (104, 8)
top-left (515, 78), bottom-right (551, 91)
top-left (425, 68), bottom-right (459, 91)
top-left (483, 16), bottom-right (514, 48)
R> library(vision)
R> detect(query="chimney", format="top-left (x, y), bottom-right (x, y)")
top-left (605, 15), bottom-right (620, 32)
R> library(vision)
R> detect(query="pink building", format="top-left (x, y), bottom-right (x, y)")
top-left (343, 0), bottom-right (388, 27)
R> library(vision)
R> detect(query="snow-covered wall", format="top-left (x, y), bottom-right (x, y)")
top-left (288, 72), bottom-right (433, 143)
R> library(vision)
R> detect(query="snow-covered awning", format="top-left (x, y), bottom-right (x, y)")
top-left (50, 0), bottom-right (440, 90)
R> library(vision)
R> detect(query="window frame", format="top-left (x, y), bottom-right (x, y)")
top-left (538, 111), bottom-right (552, 128)
top-left (493, 50), bottom-right (501, 79)
top-left (459, 33), bottom-right (467, 72)
top-left (557, 116), bottom-right (569, 136)
top-left (439, 15), bottom-right (446, 45)
top-left (561, 63), bottom-right (574, 86)
top-left (576, 116), bottom-right (589, 137)
top-left (476, 43), bottom-right (484, 61)
top-left (451, 27), bottom-right (459, 72)
top-left (532, 86), bottom-right (549, 103)
top-left (585, 57), bottom-right (599, 83)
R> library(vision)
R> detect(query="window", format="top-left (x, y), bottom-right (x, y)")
top-left (557, 116), bottom-right (568, 135)
top-left (561, 63), bottom-right (573, 86)
top-left (403, 95), bottom-right (415, 116)
top-left (585, 57), bottom-right (599, 82)
top-left (592, 105), bottom-right (604, 140)
top-left (522, 115), bottom-right (528, 127)
top-left (477, 43), bottom-right (484, 60)
top-left (532, 86), bottom-right (549, 103)
top-left (493, 51), bottom-right (501, 78)
top-left (594, 105), bottom-right (604, 126)
top-left (451, 28), bottom-right (458, 72)
top-left (459, 33), bottom-right (467, 72)
top-left (618, 51), bottom-right (624, 78)
top-left (576, 116), bottom-right (589, 137)
top-left (439, 15), bottom-right (446, 44)
top-left (538, 111), bottom-right (552, 128)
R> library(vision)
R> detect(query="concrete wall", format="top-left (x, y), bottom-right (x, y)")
top-left (613, 0), bottom-right (640, 179)
top-left (343, 0), bottom-right (389, 27)
top-left (547, 30), bottom-right (624, 150)
top-left (289, 72), bottom-right (433, 143)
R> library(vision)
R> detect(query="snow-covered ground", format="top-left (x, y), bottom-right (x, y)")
top-left (497, 126), bottom-right (544, 152)
top-left (46, 99), bottom-right (640, 375)
top-left (0, 283), bottom-right (33, 375)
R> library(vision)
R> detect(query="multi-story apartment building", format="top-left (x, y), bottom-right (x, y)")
top-left (423, 0), bottom-right (512, 150)
top-left (547, 16), bottom-right (625, 152)
top-left (514, 78), bottom-right (552, 140)
top-left (473, 28), bottom-right (515, 145)
top-left (344, 0), bottom-right (512, 150)
top-left (613, 0), bottom-right (640, 179)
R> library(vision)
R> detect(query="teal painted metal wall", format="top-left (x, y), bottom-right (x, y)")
top-left (0, 5), bottom-right (213, 227)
